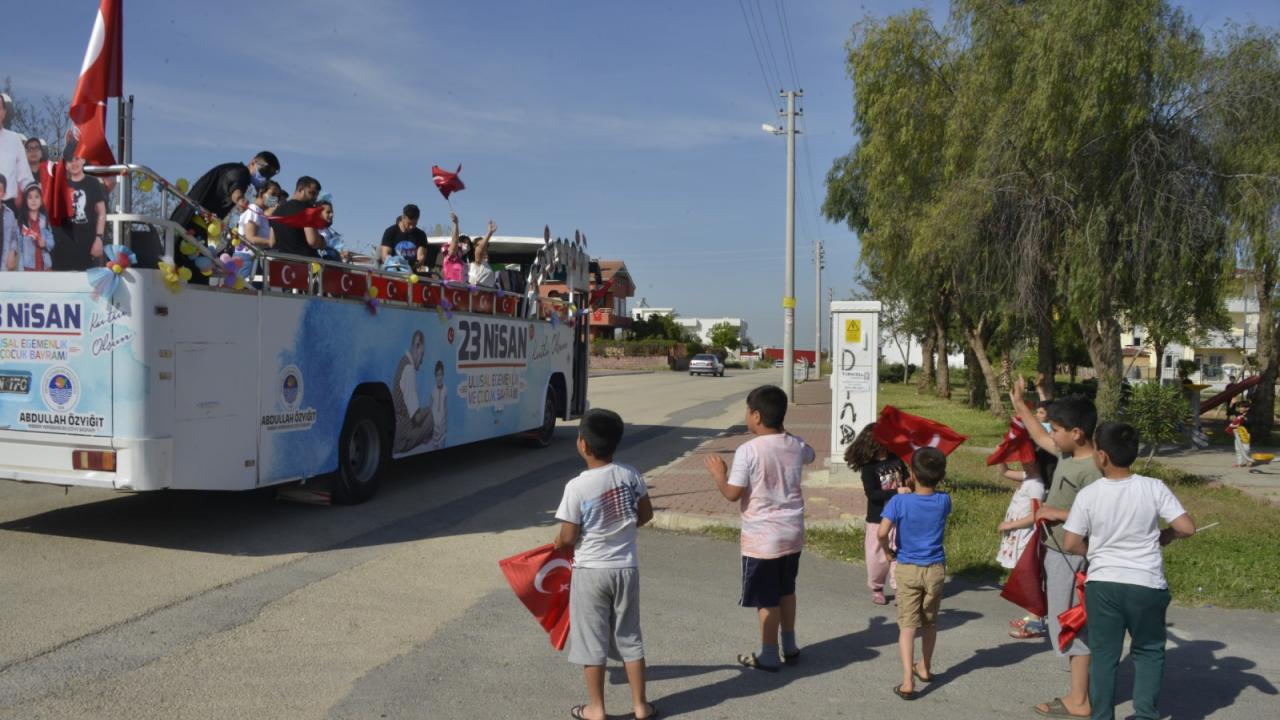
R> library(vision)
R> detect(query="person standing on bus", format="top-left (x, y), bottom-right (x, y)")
top-left (270, 176), bottom-right (324, 258)
top-left (0, 94), bottom-right (36, 213)
top-left (392, 330), bottom-right (435, 454)
top-left (25, 137), bottom-right (49, 186)
top-left (171, 152), bottom-right (279, 283)
top-left (379, 204), bottom-right (433, 272)
top-left (52, 146), bottom-right (106, 271)
top-left (442, 211), bottom-right (469, 284)
top-left (469, 219), bottom-right (498, 287)
top-left (237, 179), bottom-right (282, 250)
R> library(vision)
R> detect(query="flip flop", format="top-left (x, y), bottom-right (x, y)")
top-left (893, 684), bottom-right (916, 700)
top-left (737, 652), bottom-right (780, 673)
top-left (1033, 698), bottom-right (1088, 718)
top-left (913, 667), bottom-right (935, 683)
top-left (634, 702), bottom-right (660, 720)
top-left (570, 704), bottom-right (600, 720)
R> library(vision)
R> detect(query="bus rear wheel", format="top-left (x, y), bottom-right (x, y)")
top-left (332, 395), bottom-right (389, 504)
top-left (527, 386), bottom-right (558, 448)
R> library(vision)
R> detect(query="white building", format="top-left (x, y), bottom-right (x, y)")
top-left (880, 333), bottom-right (965, 369)
top-left (630, 300), bottom-right (747, 357)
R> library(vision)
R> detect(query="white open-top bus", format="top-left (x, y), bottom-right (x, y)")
top-left (0, 164), bottom-right (591, 503)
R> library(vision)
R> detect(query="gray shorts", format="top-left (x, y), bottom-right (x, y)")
top-left (568, 567), bottom-right (644, 666)
top-left (1045, 550), bottom-right (1090, 657)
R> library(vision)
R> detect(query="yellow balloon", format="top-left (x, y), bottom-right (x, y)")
top-left (176, 178), bottom-right (190, 194)
top-left (138, 176), bottom-right (154, 193)
top-left (201, 268), bottom-right (213, 277)
top-left (368, 286), bottom-right (379, 299)
top-left (178, 267), bottom-right (193, 281)
top-left (408, 274), bottom-right (420, 284)
top-left (207, 221), bottom-right (221, 237)
top-left (179, 241), bottom-right (196, 255)
top-left (234, 278), bottom-right (246, 290)
top-left (230, 237), bottom-right (241, 247)
top-left (310, 262), bottom-right (321, 274)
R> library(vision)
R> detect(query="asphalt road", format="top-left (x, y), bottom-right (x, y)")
top-left (1, 370), bottom-right (1277, 719)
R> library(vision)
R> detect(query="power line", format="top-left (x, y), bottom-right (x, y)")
top-left (773, 0), bottom-right (801, 90)
top-left (751, 0), bottom-right (787, 93)
top-left (736, 0), bottom-right (783, 113)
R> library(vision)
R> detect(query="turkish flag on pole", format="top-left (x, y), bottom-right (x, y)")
top-left (986, 417), bottom-right (1038, 466)
top-left (431, 164), bottom-right (465, 200)
top-left (872, 406), bottom-right (968, 463)
top-left (498, 543), bottom-right (573, 651)
top-left (69, 0), bottom-right (123, 166)
top-left (43, 160), bottom-right (72, 227)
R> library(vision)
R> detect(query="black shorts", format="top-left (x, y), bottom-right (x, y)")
top-left (740, 552), bottom-right (801, 608)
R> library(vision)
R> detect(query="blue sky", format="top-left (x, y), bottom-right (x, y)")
top-left (7, 1), bottom-right (1279, 347)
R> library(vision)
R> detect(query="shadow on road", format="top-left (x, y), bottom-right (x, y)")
top-left (0, 423), bottom-right (721, 556)
top-left (644, 611), bottom-right (981, 717)
top-left (1109, 628), bottom-right (1279, 719)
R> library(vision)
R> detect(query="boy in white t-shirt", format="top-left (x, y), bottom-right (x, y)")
top-left (704, 385), bottom-right (815, 672)
top-left (1063, 422), bottom-right (1196, 720)
top-left (553, 409), bottom-right (656, 720)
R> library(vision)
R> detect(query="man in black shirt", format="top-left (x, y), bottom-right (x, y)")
top-left (171, 151), bottom-right (279, 283)
top-left (53, 149), bottom-right (107, 271)
top-left (379, 203), bottom-right (433, 272)
top-left (270, 176), bottom-right (324, 258)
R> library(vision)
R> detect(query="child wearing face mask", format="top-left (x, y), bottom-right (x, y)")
top-left (238, 179), bottom-right (282, 251)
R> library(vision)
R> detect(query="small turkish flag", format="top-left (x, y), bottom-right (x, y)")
top-left (498, 543), bottom-right (573, 651)
top-left (268, 260), bottom-right (310, 291)
top-left (269, 206), bottom-right (331, 229)
top-left (69, 0), bottom-right (123, 166)
top-left (431, 164), bottom-right (465, 200)
top-left (873, 406), bottom-right (968, 464)
top-left (986, 417), bottom-right (1038, 466)
top-left (321, 267), bottom-right (368, 298)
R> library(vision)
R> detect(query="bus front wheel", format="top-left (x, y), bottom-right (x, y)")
top-left (333, 395), bottom-right (389, 504)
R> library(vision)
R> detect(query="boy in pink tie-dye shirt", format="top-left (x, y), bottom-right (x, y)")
top-left (704, 385), bottom-right (814, 672)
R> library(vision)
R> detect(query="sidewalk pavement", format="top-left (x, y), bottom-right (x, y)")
top-left (1153, 445), bottom-right (1280, 505)
top-left (647, 378), bottom-right (871, 530)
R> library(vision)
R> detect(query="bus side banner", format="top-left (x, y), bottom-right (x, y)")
top-left (256, 298), bottom-right (574, 483)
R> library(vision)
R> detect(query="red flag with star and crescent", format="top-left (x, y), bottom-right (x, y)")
top-left (498, 543), bottom-right (573, 650)
top-left (986, 416), bottom-right (1038, 466)
top-left (268, 206), bottom-right (332, 229)
top-left (872, 406), bottom-right (968, 464)
top-left (431, 164), bottom-right (465, 200)
top-left (69, 0), bottom-right (123, 166)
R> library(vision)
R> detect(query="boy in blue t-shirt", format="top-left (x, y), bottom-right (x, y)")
top-left (878, 446), bottom-right (952, 700)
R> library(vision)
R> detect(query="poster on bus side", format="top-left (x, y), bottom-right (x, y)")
top-left (254, 298), bottom-right (574, 484)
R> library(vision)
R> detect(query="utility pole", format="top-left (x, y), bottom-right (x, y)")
top-left (814, 239), bottom-right (824, 380)
top-left (762, 90), bottom-right (802, 401)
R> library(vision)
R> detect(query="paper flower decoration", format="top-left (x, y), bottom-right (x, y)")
top-left (86, 245), bottom-right (137, 302)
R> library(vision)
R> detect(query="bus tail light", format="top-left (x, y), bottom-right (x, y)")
top-left (73, 450), bottom-right (117, 472)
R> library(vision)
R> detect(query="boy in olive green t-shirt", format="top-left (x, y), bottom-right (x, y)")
top-left (1012, 377), bottom-right (1098, 719)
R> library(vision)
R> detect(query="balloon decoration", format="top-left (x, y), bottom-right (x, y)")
top-left (86, 245), bottom-right (138, 302)
top-left (175, 178), bottom-right (189, 194)
top-left (138, 175), bottom-right (154, 192)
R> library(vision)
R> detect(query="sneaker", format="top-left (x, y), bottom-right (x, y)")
top-left (872, 590), bottom-right (888, 605)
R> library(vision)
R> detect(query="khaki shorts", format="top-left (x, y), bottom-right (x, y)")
top-left (895, 563), bottom-right (945, 628)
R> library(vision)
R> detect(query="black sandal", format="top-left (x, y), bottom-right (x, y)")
top-left (737, 652), bottom-right (780, 672)
top-left (893, 684), bottom-right (916, 700)
top-left (634, 702), bottom-right (660, 720)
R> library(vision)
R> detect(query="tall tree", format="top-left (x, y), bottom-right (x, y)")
top-left (1206, 26), bottom-right (1280, 439)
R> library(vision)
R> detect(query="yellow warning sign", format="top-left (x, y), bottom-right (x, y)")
top-left (782, 296), bottom-right (796, 309)
top-left (845, 319), bottom-right (862, 343)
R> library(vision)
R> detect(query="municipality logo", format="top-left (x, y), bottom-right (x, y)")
top-left (279, 365), bottom-right (304, 411)
top-left (42, 366), bottom-right (80, 412)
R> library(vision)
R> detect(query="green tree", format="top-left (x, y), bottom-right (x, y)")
top-left (708, 322), bottom-right (740, 350)
top-left (1205, 26), bottom-right (1280, 439)
top-left (1126, 382), bottom-right (1189, 469)
top-left (630, 314), bottom-right (687, 342)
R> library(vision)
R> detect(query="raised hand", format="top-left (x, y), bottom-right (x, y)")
top-left (487, 219), bottom-right (497, 236)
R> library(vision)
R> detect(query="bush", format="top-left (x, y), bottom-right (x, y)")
top-left (878, 363), bottom-right (917, 383)
top-left (591, 339), bottom-right (679, 357)
top-left (1124, 381), bottom-right (1188, 467)
top-left (686, 340), bottom-right (707, 356)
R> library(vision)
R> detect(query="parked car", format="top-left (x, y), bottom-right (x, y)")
top-left (690, 353), bottom-right (725, 377)
top-left (773, 359), bottom-right (785, 368)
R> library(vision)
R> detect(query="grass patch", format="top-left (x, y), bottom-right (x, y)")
top-left (692, 382), bottom-right (1280, 611)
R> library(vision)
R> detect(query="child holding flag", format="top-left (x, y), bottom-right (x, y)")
top-left (989, 417), bottom-right (1048, 638)
top-left (553, 409), bottom-right (657, 720)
